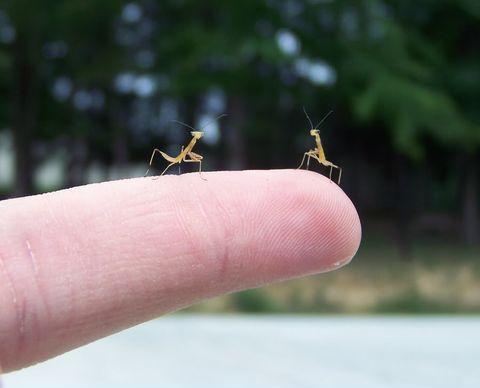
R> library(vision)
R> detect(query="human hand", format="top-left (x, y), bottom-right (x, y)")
top-left (0, 170), bottom-right (361, 372)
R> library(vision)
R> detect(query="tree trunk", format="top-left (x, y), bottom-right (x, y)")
top-left (66, 136), bottom-right (88, 188)
top-left (113, 128), bottom-right (129, 169)
top-left (11, 36), bottom-right (37, 197)
top-left (110, 95), bottom-right (131, 177)
top-left (462, 153), bottom-right (479, 246)
top-left (225, 96), bottom-right (247, 170)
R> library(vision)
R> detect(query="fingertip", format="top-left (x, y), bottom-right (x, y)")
top-left (302, 168), bottom-right (362, 268)
top-left (208, 169), bottom-right (362, 284)
top-left (299, 169), bottom-right (362, 268)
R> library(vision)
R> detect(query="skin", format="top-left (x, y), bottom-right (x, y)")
top-left (0, 170), bottom-right (361, 372)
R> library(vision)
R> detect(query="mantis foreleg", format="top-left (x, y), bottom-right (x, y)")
top-left (184, 152), bottom-right (206, 180)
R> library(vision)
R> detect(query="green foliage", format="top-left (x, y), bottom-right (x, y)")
top-left (356, 72), bottom-right (472, 159)
top-left (333, 1), bottom-right (480, 159)
top-left (1, 0), bottom-right (479, 203)
top-left (232, 289), bottom-right (278, 313)
top-left (153, 1), bottom-right (286, 96)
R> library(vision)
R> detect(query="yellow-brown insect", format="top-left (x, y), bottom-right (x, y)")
top-left (298, 108), bottom-right (342, 184)
top-left (145, 114), bottom-right (226, 179)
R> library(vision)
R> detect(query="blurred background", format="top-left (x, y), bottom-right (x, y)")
top-left (0, 0), bottom-right (479, 315)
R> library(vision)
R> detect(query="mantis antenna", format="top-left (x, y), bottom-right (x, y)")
top-left (172, 113), bottom-right (227, 132)
top-left (314, 110), bottom-right (334, 130)
top-left (172, 120), bottom-right (197, 132)
top-left (303, 107), bottom-right (333, 130)
top-left (200, 113), bottom-right (228, 131)
top-left (303, 106), bottom-right (315, 129)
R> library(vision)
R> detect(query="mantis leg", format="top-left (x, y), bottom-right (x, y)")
top-left (299, 151), bottom-right (317, 170)
top-left (198, 160), bottom-right (205, 180)
top-left (184, 160), bottom-right (205, 180)
top-left (307, 151), bottom-right (320, 170)
top-left (145, 148), bottom-right (163, 177)
top-left (178, 146), bottom-right (184, 174)
top-left (185, 151), bottom-right (203, 161)
top-left (161, 162), bottom-right (176, 176)
top-left (298, 152), bottom-right (308, 169)
top-left (337, 166), bottom-right (342, 185)
top-left (149, 148), bottom-right (162, 166)
top-left (184, 152), bottom-right (206, 180)
top-left (326, 162), bottom-right (342, 185)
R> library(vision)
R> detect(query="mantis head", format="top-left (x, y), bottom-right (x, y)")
top-left (303, 108), bottom-right (333, 136)
top-left (191, 131), bottom-right (204, 139)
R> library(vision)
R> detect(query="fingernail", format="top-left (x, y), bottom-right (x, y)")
top-left (321, 255), bottom-right (355, 274)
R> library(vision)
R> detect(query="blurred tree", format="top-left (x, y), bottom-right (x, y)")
top-left (2, 0), bottom-right (124, 193)
top-left (48, 0), bottom-right (124, 185)
top-left (3, 0), bottom-right (44, 195)
top-left (150, 0), bottom-right (289, 169)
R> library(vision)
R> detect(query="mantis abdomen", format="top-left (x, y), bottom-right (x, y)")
top-left (160, 138), bottom-right (197, 163)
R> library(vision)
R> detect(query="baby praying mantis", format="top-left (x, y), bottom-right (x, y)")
top-left (298, 108), bottom-right (342, 185)
top-left (145, 114), bottom-right (226, 179)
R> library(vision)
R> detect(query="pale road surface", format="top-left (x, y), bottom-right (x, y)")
top-left (4, 315), bottom-right (480, 388)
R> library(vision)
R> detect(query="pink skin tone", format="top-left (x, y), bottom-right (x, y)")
top-left (0, 170), bottom-right (361, 372)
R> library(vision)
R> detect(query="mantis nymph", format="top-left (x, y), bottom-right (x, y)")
top-left (298, 108), bottom-right (342, 185)
top-left (145, 114), bottom-right (226, 179)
